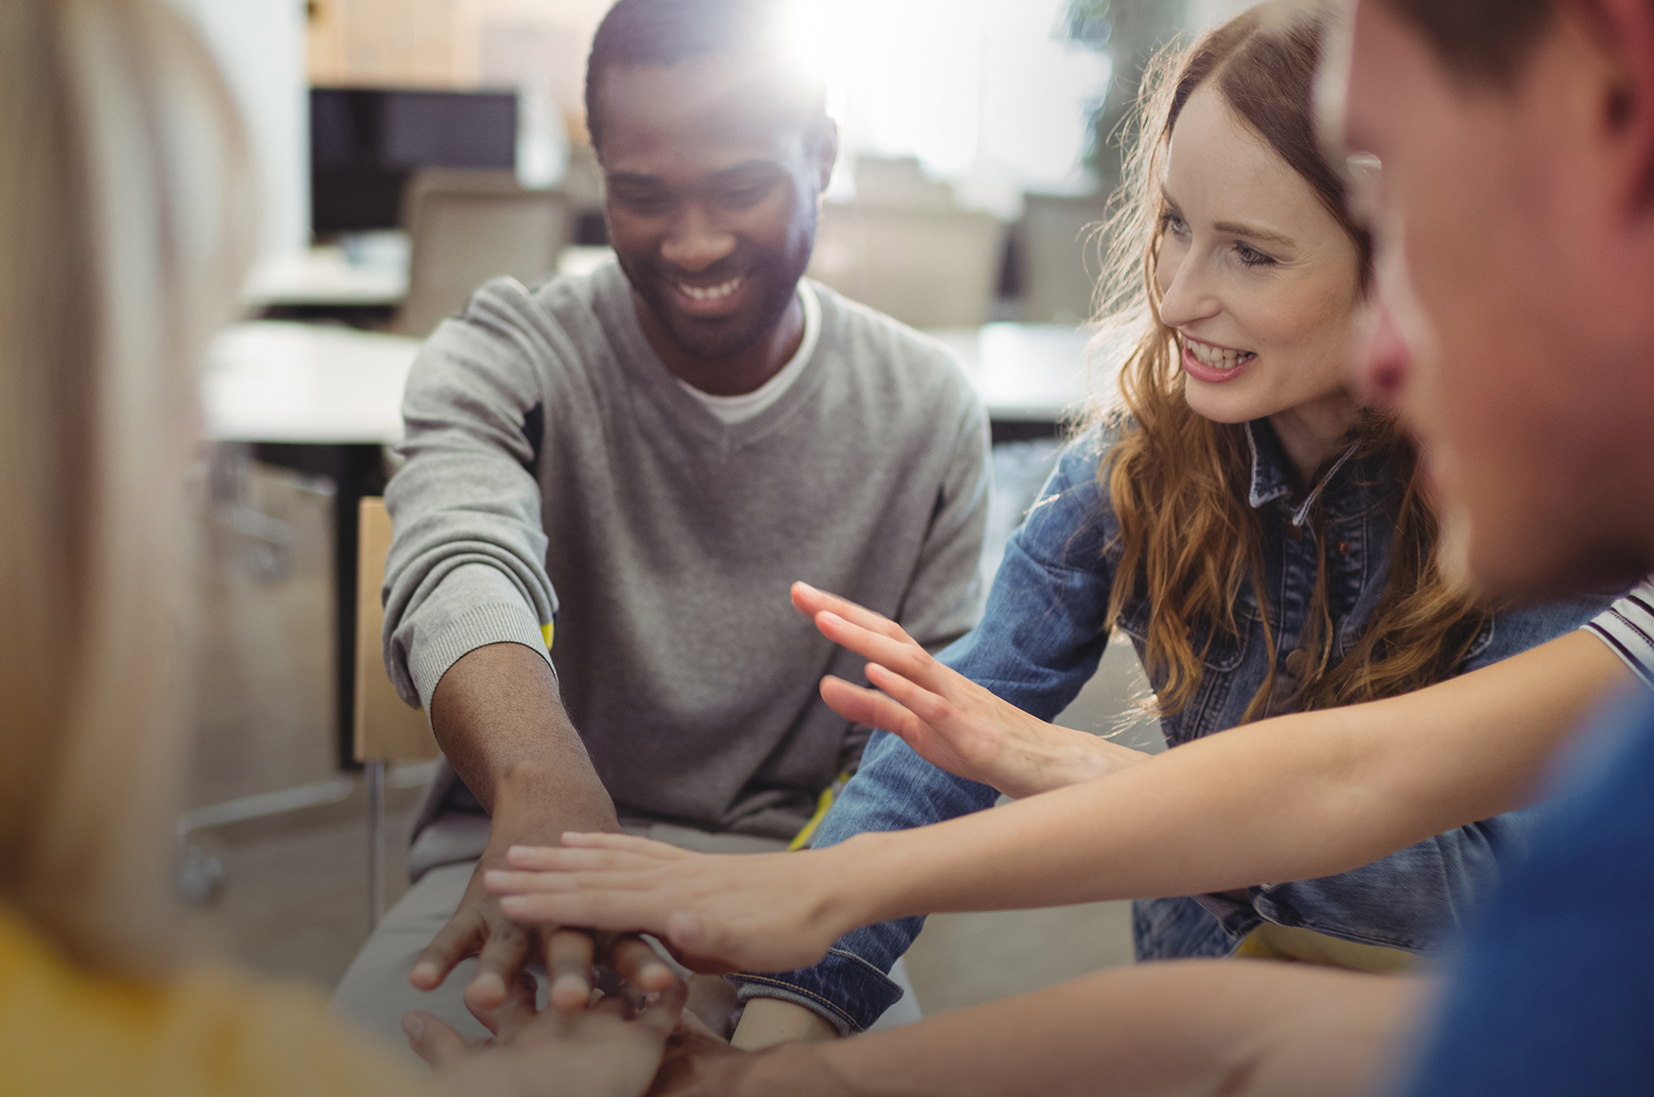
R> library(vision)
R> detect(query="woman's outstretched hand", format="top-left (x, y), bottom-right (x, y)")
top-left (792, 582), bottom-right (1151, 799)
top-left (484, 835), bottom-right (856, 976)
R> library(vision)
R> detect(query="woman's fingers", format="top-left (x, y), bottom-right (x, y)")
top-left (791, 582), bottom-right (908, 639)
top-left (863, 663), bottom-right (959, 729)
top-left (811, 611), bottom-right (977, 706)
top-left (502, 890), bottom-right (660, 936)
top-left (500, 849), bottom-right (661, 878)
top-left (817, 608), bottom-right (932, 661)
top-left (504, 834), bottom-right (683, 871)
top-left (818, 675), bottom-right (922, 737)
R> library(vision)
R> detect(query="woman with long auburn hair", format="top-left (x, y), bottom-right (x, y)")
top-left (481, 0), bottom-right (1608, 1039)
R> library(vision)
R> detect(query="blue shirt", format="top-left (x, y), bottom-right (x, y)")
top-left (1403, 684), bottom-right (1654, 1096)
top-left (729, 423), bottom-right (1608, 1033)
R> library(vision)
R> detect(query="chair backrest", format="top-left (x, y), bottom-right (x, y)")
top-left (1015, 192), bottom-right (1111, 324)
top-left (807, 203), bottom-right (1005, 330)
top-left (392, 169), bottom-right (573, 339)
top-left (354, 497), bottom-right (439, 763)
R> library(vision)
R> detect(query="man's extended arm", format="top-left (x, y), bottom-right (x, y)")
top-left (382, 288), bottom-right (671, 1012)
top-left (410, 641), bottom-right (670, 1012)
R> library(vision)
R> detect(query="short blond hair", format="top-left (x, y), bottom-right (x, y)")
top-left (0, 0), bottom-right (252, 973)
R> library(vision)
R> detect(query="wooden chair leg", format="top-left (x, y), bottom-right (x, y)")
top-left (366, 760), bottom-right (385, 928)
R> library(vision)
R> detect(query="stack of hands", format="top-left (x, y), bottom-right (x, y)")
top-left (405, 583), bottom-right (1151, 1096)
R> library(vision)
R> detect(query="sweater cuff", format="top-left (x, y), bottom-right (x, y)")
top-left (726, 948), bottom-right (904, 1036)
top-left (404, 567), bottom-right (554, 712)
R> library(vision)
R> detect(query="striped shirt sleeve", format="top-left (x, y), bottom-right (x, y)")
top-left (1583, 577), bottom-right (1654, 691)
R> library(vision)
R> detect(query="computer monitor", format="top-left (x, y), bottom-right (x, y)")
top-left (310, 87), bottom-right (518, 235)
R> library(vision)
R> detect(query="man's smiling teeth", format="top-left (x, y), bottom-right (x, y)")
top-left (1187, 340), bottom-right (1256, 370)
top-left (678, 276), bottom-right (743, 302)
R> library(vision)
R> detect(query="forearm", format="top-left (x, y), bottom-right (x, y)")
top-left (829, 630), bottom-right (1625, 925)
top-left (730, 998), bottom-right (838, 1049)
top-left (736, 962), bottom-right (1419, 1097)
top-left (431, 641), bottom-right (617, 833)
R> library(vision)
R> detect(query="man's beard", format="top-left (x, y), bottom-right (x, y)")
top-left (622, 223), bottom-right (815, 363)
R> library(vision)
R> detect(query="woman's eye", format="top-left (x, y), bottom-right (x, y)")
top-left (1234, 243), bottom-right (1277, 268)
top-left (1159, 212), bottom-right (1190, 238)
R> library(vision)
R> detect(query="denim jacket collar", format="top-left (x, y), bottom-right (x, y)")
top-left (1245, 419), bottom-right (1361, 529)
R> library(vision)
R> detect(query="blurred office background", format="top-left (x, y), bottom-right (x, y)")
top-left (175, 0), bottom-right (1254, 1022)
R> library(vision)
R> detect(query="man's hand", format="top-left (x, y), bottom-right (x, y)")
top-left (792, 582), bottom-right (1151, 798)
top-left (482, 834), bottom-right (858, 975)
top-left (409, 836), bottom-right (677, 1015)
top-left (407, 969), bottom-right (687, 1097)
top-left (417, 642), bottom-right (675, 1014)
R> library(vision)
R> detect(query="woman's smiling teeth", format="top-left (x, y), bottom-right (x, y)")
top-left (677, 276), bottom-right (743, 302)
top-left (1186, 339), bottom-right (1256, 370)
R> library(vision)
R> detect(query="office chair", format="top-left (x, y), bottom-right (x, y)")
top-left (808, 203), bottom-right (1005, 330)
top-left (391, 169), bottom-right (573, 340)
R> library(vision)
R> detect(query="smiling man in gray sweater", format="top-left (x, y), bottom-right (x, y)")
top-left (329, 0), bottom-right (989, 1057)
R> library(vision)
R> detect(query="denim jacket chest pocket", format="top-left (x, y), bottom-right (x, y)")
top-left (1113, 584), bottom-right (1261, 745)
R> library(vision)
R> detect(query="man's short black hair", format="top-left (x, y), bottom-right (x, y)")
top-left (1383, 0), bottom-right (1555, 84)
top-left (583, 0), bottom-right (828, 152)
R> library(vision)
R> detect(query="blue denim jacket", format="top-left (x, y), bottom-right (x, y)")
top-left (727, 422), bottom-right (1609, 1034)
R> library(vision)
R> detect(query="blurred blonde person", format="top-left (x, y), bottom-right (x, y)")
top-left (0, 1), bottom-right (679, 1093)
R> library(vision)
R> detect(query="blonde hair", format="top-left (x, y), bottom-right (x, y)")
top-left (1092, 3), bottom-right (1488, 721)
top-left (0, 0), bottom-right (252, 973)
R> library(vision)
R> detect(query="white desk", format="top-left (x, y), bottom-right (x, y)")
top-left (205, 322), bottom-right (419, 444)
top-left (242, 247), bottom-right (410, 310)
top-left (240, 244), bottom-right (618, 311)
top-left (206, 318), bottom-right (1107, 444)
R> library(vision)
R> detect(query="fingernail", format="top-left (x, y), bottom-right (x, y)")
top-left (484, 869), bottom-right (508, 886)
top-left (402, 1014), bottom-right (424, 1040)
top-left (410, 963), bottom-right (435, 984)
top-left (796, 581), bottom-right (818, 595)
top-left (500, 895), bottom-right (526, 912)
top-left (551, 974), bottom-right (588, 1008)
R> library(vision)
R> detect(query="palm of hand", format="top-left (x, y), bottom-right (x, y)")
top-left (793, 583), bottom-right (1137, 798)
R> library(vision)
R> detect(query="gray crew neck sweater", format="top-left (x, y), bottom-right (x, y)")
top-left (383, 263), bottom-right (990, 839)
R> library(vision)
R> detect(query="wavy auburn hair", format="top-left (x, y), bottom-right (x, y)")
top-left (1092, 1), bottom-right (1489, 721)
